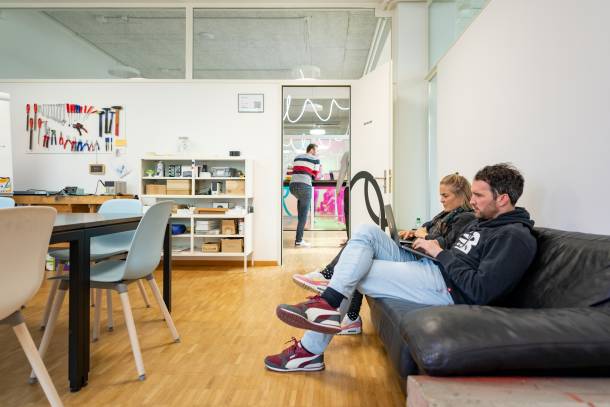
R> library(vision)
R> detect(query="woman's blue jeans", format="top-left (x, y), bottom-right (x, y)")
top-left (289, 182), bottom-right (312, 243)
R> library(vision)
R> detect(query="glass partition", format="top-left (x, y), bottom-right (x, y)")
top-left (0, 8), bottom-right (186, 79)
top-left (193, 9), bottom-right (378, 79)
top-left (428, 0), bottom-right (489, 69)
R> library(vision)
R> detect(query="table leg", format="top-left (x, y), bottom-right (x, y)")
top-left (163, 223), bottom-right (172, 312)
top-left (68, 232), bottom-right (90, 392)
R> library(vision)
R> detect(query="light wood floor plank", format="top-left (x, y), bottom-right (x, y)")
top-left (0, 234), bottom-right (404, 407)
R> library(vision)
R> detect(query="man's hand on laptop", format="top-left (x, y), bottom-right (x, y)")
top-left (399, 230), bottom-right (415, 239)
top-left (412, 238), bottom-right (443, 258)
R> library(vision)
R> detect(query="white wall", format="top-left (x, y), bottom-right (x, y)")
top-left (436, 0), bottom-right (610, 234)
top-left (0, 93), bottom-right (13, 193)
top-left (0, 81), bottom-right (282, 260)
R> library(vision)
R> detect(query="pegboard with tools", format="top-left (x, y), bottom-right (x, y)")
top-left (25, 103), bottom-right (125, 154)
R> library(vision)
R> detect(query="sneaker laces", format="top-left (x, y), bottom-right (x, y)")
top-left (283, 337), bottom-right (300, 356)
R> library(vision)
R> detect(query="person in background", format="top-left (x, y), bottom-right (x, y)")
top-left (292, 173), bottom-right (475, 335)
top-left (266, 163), bottom-right (537, 373)
top-left (289, 143), bottom-right (320, 248)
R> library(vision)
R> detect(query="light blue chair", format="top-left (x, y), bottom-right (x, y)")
top-left (33, 201), bottom-right (179, 382)
top-left (41, 199), bottom-right (151, 332)
top-left (0, 196), bottom-right (15, 208)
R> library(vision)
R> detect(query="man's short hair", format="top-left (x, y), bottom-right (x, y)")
top-left (474, 163), bottom-right (524, 205)
top-left (306, 143), bottom-right (318, 153)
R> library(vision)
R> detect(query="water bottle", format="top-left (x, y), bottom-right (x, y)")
top-left (414, 217), bottom-right (422, 229)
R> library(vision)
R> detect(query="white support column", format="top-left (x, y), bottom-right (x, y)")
top-left (391, 2), bottom-right (430, 228)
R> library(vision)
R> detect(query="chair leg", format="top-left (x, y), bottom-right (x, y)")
top-left (136, 279), bottom-right (151, 308)
top-left (93, 289), bottom-right (103, 342)
top-left (14, 322), bottom-right (64, 407)
top-left (30, 281), bottom-right (68, 383)
top-left (145, 275), bottom-right (180, 342)
top-left (117, 287), bottom-right (146, 380)
top-left (40, 262), bottom-right (63, 329)
top-left (106, 290), bottom-right (114, 331)
top-left (91, 289), bottom-right (95, 307)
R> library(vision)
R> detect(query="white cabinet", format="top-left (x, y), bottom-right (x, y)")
top-left (140, 155), bottom-right (254, 271)
top-left (0, 92), bottom-right (13, 194)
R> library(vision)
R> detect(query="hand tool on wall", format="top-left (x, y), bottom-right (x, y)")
top-left (102, 107), bottom-right (111, 133)
top-left (94, 140), bottom-right (100, 151)
top-left (50, 130), bottom-right (57, 146)
top-left (63, 138), bottom-right (72, 151)
top-left (72, 123), bottom-right (88, 136)
top-left (37, 118), bottom-right (42, 145)
top-left (29, 118), bottom-right (33, 150)
top-left (107, 111), bottom-right (115, 136)
top-left (59, 132), bottom-right (64, 147)
top-left (99, 111), bottom-right (105, 138)
top-left (33, 104), bottom-right (38, 130)
top-left (26, 104), bottom-right (30, 130)
top-left (112, 106), bottom-right (122, 137)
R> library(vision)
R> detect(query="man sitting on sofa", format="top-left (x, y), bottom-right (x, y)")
top-left (265, 163), bottom-right (538, 372)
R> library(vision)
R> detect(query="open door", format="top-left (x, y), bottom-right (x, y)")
top-left (350, 62), bottom-right (393, 229)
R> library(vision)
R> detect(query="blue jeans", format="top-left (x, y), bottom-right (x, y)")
top-left (289, 182), bottom-right (312, 243)
top-left (301, 224), bottom-right (453, 355)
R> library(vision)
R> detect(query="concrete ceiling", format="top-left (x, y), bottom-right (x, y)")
top-left (34, 7), bottom-right (381, 79)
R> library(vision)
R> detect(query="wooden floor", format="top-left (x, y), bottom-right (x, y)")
top-left (0, 237), bottom-right (404, 407)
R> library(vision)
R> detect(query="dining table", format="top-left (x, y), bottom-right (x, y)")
top-left (50, 212), bottom-right (172, 392)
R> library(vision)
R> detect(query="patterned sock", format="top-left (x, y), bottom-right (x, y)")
top-left (347, 312), bottom-right (359, 321)
top-left (320, 266), bottom-right (333, 280)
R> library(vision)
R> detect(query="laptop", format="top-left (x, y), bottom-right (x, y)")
top-left (384, 204), bottom-right (439, 262)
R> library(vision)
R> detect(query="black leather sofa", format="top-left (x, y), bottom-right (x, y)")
top-left (368, 227), bottom-right (610, 386)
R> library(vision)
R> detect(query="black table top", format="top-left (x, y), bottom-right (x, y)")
top-left (53, 213), bottom-right (142, 233)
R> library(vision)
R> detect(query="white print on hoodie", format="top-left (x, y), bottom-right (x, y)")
top-left (455, 231), bottom-right (481, 254)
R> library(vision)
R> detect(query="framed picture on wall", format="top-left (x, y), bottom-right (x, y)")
top-left (238, 93), bottom-right (264, 113)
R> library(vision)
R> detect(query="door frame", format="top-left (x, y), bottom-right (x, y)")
top-left (280, 84), bottom-right (352, 265)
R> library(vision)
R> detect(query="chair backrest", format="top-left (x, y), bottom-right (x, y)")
top-left (122, 201), bottom-right (173, 281)
top-left (0, 207), bottom-right (56, 321)
top-left (98, 199), bottom-right (142, 215)
top-left (0, 197), bottom-right (15, 209)
top-left (95, 199), bottom-right (142, 247)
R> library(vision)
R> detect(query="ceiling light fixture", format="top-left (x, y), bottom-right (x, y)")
top-left (108, 65), bottom-right (142, 79)
top-left (198, 32), bottom-right (216, 40)
top-left (309, 128), bottom-right (326, 136)
top-left (283, 95), bottom-right (349, 123)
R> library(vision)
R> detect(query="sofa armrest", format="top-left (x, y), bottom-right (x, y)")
top-left (404, 305), bottom-right (610, 376)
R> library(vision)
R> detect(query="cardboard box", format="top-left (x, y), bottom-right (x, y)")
top-left (202, 242), bottom-right (220, 253)
top-left (221, 219), bottom-right (236, 235)
top-left (221, 238), bottom-right (243, 253)
top-left (145, 184), bottom-right (166, 195)
top-left (225, 180), bottom-right (245, 195)
top-left (167, 179), bottom-right (191, 195)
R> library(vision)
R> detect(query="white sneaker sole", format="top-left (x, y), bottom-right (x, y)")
top-left (292, 275), bottom-right (328, 294)
top-left (337, 327), bottom-right (362, 336)
top-left (276, 307), bottom-right (342, 335)
top-left (265, 363), bottom-right (325, 372)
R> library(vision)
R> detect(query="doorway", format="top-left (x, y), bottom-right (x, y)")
top-left (281, 86), bottom-right (351, 264)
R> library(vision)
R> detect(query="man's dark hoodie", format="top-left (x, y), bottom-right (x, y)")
top-left (435, 207), bottom-right (537, 305)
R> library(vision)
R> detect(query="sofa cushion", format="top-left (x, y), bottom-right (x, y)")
top-left (404, 305), bottom-right (610, 376)
top-left (501, 228), bottom-right (610, 308)
top-left (366, 296), bottom-right (430, 379)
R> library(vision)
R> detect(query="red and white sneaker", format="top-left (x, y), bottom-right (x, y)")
top-left (292, 269), bottom-right (329, 294)
top-left (264, 337), bottom-right (324, 372)
top-left (337, 315), bottom-right (362, 335)
top-left (276, 295), bottom-right (341, 334)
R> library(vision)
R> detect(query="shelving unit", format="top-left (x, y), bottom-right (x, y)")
top-left (140, 155), bottom-right (254, 271)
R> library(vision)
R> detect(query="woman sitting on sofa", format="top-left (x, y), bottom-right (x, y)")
top-left (292, 173), bottom-right (476, 334)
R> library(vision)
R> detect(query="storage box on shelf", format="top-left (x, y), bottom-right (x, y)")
top-left (140, 155), bottom-right (254, 271)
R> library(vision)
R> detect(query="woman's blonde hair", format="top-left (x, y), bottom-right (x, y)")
top-left (440, 173), bottom-right (472, 210)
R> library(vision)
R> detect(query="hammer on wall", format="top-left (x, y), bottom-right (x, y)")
top-left (112, 106), bottom-right (123, 137)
